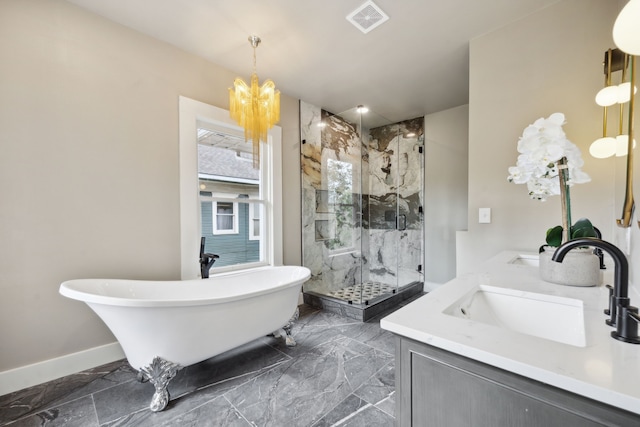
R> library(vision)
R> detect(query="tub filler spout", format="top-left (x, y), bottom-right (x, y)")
top-left (199, 237), bottom-right (219, 279)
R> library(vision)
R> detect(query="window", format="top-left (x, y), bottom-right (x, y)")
top-left (179, 96), bottom-right (282, 279)
top-left (326, 158), bottom-right (355, 253)
top-left (249, 202), bottom-right (261, 240)
top-left (197, 139), bottom-right (261, 268)
top-left (212, 201), bottom-right (238, 234)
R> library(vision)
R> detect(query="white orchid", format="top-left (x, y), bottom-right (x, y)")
top-left (507, 113), bottom-right (590, 201)
top-left (507, 113), bottom-right (596, 246)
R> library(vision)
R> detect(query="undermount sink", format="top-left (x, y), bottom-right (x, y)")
top-left (444, 285), bottom-right (586, 347)
top-left (508, 254), bottom-right (540, 267)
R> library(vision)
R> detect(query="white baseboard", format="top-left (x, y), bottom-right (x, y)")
top-left (0, 342), bottom-right (125, 396)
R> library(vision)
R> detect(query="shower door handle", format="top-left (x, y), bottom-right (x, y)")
top-left (397, 214), bottom-right (407, 231)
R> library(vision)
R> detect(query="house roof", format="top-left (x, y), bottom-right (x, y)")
top-left (198, 130), bottom-right (260, 182)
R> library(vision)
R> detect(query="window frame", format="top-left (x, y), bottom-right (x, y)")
top-left (212, 201), bottom-right (239, 235)
top-left (248, 201), bottom-right (261, 241)
top-left (179, 96), bottom-right (282, 279)
top-left (325, 157), bottom-right (357, 256)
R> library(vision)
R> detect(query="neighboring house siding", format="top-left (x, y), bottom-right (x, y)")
top-left (201, 199), bottom-right (259, 267)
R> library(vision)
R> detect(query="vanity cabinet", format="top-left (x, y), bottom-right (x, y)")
top-left (396, 337), bottom-right (640, 427)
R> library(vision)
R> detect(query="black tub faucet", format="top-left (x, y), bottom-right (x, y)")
top-left (552, 237), bottom-right (640, 344)
top-left (199, 237), bottom-right (219, 279)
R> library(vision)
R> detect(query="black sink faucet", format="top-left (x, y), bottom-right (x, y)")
top-left (552, 237), bottom-right (640, 344)
top-left (199, 237), bottom-right (219, 279)
top-left (593, 227), bottom-right (606, 270)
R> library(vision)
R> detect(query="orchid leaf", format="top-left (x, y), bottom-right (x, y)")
top-left (572, 227), bottom-right (597, 238)
top-left (572, 217), bottom-right (593, 231)
top-left (571, 217), bottom-right (597, 239)
top-left (546, 218), bottom-right (597, 247)
top-left (546, 225), bottom-right (563, 247)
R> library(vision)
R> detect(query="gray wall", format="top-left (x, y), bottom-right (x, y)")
top-left (459, 0), bottom-right (619, 276)
top-left (0, 0), bottom-right (301, 373)
top-left (459, 0), bottom-right (640, 301)
top-left (424, 105), bottom-right (469, 289)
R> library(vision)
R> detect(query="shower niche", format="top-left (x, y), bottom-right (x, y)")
top-left (300, 101), bottom-right (424, 320)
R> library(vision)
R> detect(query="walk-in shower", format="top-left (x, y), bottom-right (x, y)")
top-left (300, 101), bottom-right (424, 320)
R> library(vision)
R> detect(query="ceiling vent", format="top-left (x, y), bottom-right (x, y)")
top-left (346, 1), bottom-right (389, 34)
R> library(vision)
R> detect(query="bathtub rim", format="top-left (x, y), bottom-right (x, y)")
top-left (59, 265), bottom-right (310, 308)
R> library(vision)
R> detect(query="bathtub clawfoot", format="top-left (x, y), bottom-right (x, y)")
top-left (273, 306), bottom-right (299, 347)
top-left (138, 356), bottom-right (182, 412)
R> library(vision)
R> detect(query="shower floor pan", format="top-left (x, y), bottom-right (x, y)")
top-left (327, 282), bottom-right (395, 304)
top-left (303, 281), bottom-right (424, 322)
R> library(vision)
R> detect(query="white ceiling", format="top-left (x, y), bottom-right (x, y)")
top-left (66, 0), bottom-right (561, 123)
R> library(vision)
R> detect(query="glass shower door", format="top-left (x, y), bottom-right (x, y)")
top-left (365, 117), bottom-right (424, 300)
top-left (299, 100), bottom-right (424, 307)
top-left (360, 114), bottom-right (400, 303)
top-left (395, 121), bottom-right (424, 290)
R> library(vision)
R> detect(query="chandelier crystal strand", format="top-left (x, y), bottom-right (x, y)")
top-left (229, 35), bottom-right (280, 168)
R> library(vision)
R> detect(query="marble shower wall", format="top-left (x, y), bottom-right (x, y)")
top-left (300, 100), bottom-right (424, 298)
top-left (301, 101), bottom-right (362, 295)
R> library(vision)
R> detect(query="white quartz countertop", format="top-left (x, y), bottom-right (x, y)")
top-left (380, 251), bottom-right (640, 415)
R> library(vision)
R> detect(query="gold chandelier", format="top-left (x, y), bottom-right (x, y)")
top-left (229, 35), bottom-right (280, 167)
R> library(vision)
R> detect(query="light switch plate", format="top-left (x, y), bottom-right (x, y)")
top-left (479, 207), bottom-right (491, 224)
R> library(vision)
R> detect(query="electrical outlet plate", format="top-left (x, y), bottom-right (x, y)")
top-left (479, 208), bottom-right (491, 224)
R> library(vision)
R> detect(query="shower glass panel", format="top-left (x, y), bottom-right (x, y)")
top-left (300, 101), bottom-right (424, 308)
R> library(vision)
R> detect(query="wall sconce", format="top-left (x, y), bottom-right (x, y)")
top-left (590, 49), bottom-right (636, 159)
top-left (613, 0), bottom-right (640, 56)
top-left (611, 0), bottom-right (639, 228)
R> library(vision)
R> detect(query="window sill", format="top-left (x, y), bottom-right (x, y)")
top-left (207, 261), bottom-right (270, 276)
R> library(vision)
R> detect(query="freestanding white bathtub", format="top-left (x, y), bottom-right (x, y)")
top-left (59, 265), bottom-right (310, 411)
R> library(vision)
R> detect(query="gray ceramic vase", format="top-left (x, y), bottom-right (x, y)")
top-left (539, 246), bottom-right (601, 287)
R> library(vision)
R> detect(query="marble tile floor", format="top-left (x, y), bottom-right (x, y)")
top-left (0, 297), bottom-right (422, 427)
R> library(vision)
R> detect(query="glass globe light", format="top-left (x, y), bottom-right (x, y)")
top-left (595, 86), bottom-right (619, 106)
top-left (615, 135), bottom-right (637, 157)
top-left (589, 137), bottom-right (617, 158)
top-left (617, 82), bottom-right (638, 103)
top-left (613, 0), bottom-right (640, 55)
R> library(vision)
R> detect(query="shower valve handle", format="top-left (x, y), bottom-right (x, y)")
top-left (397, 214), bottom-right (407, 231)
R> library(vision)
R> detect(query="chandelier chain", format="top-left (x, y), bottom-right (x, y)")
top-left (253, 46), bottom-right (257, 74)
